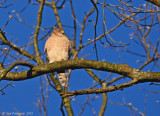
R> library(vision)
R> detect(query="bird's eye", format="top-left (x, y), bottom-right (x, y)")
top-left (61, 30), bottom-right (65, 34)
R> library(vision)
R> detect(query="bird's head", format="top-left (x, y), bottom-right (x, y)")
top-left (52, 28), bottom-right (65, 36)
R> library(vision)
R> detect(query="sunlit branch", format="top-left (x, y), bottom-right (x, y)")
top-left (62, 79), bottom-right (138, 97)
top-left (0, 32), bottom-right (37, 61)
top-left (79, 0), bottom-right (97, 49)
top-left (0, 61), bottom-right (35, 80)
top-left (34, 0), bottom-right (45, 64)
top-left (1, 59), bottom-right (160, 83)
top-left (52, 0), bottom-right (62, 28)
top-left (83, 7), bottom-right (142, 48)
top-left (36, 0), bottom-right (52, 7)
top-left (99, 93), bottom-right (107, 116)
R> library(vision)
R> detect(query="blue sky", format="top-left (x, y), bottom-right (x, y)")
top-left (0, 0), bottom-right (160, 116)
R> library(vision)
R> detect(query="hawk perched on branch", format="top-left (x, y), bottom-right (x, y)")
top-left (44, 28), bottom-right (71, 86)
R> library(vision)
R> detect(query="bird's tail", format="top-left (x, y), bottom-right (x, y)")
top-left (57, 71), bottom-right (67, 87)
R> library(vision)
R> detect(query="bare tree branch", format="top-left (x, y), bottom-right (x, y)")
top-left (34, 0), bottom-right (45, 64)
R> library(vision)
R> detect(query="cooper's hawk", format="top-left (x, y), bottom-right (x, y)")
top-left (44, 28), bottom-right (71, 86)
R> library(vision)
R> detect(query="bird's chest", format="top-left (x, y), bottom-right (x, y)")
top-left (47, 38), bottom-right (69, 56)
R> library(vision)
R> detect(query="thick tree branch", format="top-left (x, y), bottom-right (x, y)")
top-left (145, 0), bottom-right (160, 7)
top-left (0, 61), bottom-right (35, 80)
top-left (1, 59), bottom-right (160, 82)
